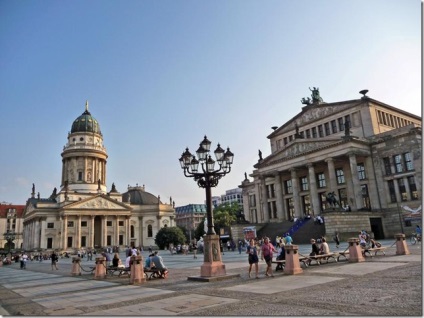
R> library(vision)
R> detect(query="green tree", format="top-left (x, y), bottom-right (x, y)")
top-left (212, 202), bottom-right (239, 233)
top-left (154, 226), bottom-right (187, 249)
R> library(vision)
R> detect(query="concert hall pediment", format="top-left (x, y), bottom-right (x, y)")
top-left (65, 196), bottom-right (130, 211)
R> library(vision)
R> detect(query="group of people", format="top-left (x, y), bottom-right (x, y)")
top-left (246, 237), bottom-right (281, 279)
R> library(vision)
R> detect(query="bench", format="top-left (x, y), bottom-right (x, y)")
top-left (272, 257), bottom-right (309, 271)
top-left (306, 253), bottom-right (338, 265)
top-left (362, 246), bottom-right (388, 257)
top-left (107, 266), bottom-right (131, 277)
top-left (336, 251), bottom-right (350, 261)
top-left (144, 268), bottom-right (168, 280)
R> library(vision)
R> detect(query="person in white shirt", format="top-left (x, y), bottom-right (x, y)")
top-left (320, 238), bottom-right (330, 255)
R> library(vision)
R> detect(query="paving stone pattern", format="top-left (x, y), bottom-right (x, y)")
top-left (0, 240), bottom-right (421, 316)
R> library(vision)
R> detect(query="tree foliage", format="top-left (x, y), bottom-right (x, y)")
top-left (212, 202), bottom-right (240, 232)
top-left (154, 226), bottom-right (187, 249)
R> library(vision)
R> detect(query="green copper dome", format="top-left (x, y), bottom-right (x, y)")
top-left (71, 101), bottom-right (102, 134)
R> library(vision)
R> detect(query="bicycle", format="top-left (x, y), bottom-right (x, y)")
top-left (410, 233), bottom-right (421, 245)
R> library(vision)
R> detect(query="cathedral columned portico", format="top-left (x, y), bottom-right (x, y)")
top-left (23, 102), bottom-right (175, 251)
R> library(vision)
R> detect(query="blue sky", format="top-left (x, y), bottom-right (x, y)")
top-left (0, 0), bottom-right (421, 206)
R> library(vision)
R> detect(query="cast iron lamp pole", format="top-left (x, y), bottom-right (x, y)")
top-left (179, 136), bottom-right (234, 236)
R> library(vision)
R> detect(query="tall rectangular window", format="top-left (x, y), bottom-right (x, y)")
top-left (357, 163), bottom-right (366, 180)
top-left (302, 195), bottom-right (311, 216)
top-left (383, 157), bottom-right (392, 175)
top-left (312, 127), bottom-right (317, 138)
top-left (404, 152), bottom-right (413, 171)
top-left (336, 168), bottom-right (345, 184)
top-left (407, 176), bottom-right (418, 200)
top-left (317, 173), bottom-right (326, 188)
top-left (398, 178), bottom-right (408, 201)
top-left (394, 155), bottom-right (403, 173)
top-left (81, 236), bottom-right (86, 247)
top-left (338, 117), bottom-right (344, 131)
top-left (387, 180), bottom-right (397, 203)
top-left (318, 125), bottom-right (324, 137)
top-left (305, 129), bottom-right (311, 138)
top-left (300, 177), bottom-right (308, 191)
top-left (324, 123), bottom-right (331, 135)
top-left (338, 188), bottom-right (348, 207)
top-left (286, 198), bottom-right (294, 220)
top-left (47, 238), bottom-right (53, 249)
top-left (249, 195), bottom-right (256, 207)
top-left (285, 180), bottom-right (293, 194)
top-left (267, 184), bottom-right (275, 199)
top-left (331, 120), bottom-right (337, 133)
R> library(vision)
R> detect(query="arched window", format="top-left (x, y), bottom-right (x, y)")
top-left (147, 224), bottom-right (153, 237)
top-left (130, 225), bottom-right (134, 238)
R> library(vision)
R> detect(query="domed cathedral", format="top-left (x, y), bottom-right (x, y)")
top-left (23, 102), bottom-right (175, 252)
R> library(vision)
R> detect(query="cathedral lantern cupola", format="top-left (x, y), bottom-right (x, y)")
top-left (60, 101), bottom-right (108, 194)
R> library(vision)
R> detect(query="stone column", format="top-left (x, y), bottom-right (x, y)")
top-left (102, 216), bottom-right (108, 247)
top-left (348, 153), bottom-right (363, 210)
top-left (76, 215), bottom-right (81, 248)
top-left (129, 255), bottom-right (146, 285)
top-left (307, 163), bottom-right (320, 216)
top-left (115, 216), bottom-right (119, 247)
top-left (365, 156), bottom-right (382, 209)
top-left (274, 173), bottom-right (284, 221)
top-left (290, 169), bottom-right (302, 218)
top-left (255, 183), bottom-right (262, 222)
top-left (260, 179), bottom-right (270, 222)
top-left (138, 216), bottom-right (143, 248)
top-left (63, 215), bottom-right (68, 250)
top-left (126, 217), bottom-right (131, 247)
top-left (35, 218), bottom-right (41, 249)
top-left (40, 218), bottom-right (46, 249)
top-left (90, 216), bottom-right (95, 248)
top-left (395, 233), bottom-right (410, 255)
top-left (284, 245), bottom-right (303, 275)
top-left (347, 238), bottom-right (365, 263)
top-left (325, 158), bottom-right (337, 192)
top-left (393, 179), bottom-right (401, 203)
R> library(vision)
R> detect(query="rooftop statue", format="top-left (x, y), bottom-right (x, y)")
top-left (309, 87), bottom-right (324, 103)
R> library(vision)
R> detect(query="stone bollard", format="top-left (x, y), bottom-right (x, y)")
top-left (94, 257), bottom-right (107, 279)
top-left (347, 238), bottom-right (365, 263)
top-left (395, 233), bottom-right (410, 255)
top-left (129, 255), bottom-right (146, 285)
top-left (71, 257), bottom-right (81, 276)
top-left (284, 245), bottom-right (303, 275)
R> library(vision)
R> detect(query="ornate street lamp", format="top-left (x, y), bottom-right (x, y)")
top-left (4, 231), bottom-right (16, 255)
top-left (179, 136), bottom-right (234, 278)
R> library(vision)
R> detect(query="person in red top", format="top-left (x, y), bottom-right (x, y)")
top-left (261, 237), bottom-right (277, 277)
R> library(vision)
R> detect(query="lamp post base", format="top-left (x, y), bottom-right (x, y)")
top-left (200, 234), bottom-right (226, 277)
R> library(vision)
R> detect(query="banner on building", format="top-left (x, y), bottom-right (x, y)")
top-left (243, 226), bottom-right (256, 240)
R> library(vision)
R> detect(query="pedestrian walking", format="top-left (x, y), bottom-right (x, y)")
top-left (333, 231), bottom-right (340, 248)
top-left (261, 237), bottom-right (277, 277)
top-left (51, 251), bottom-right (59, 270)
top-left (246, 239), bottom-right (259, 279)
